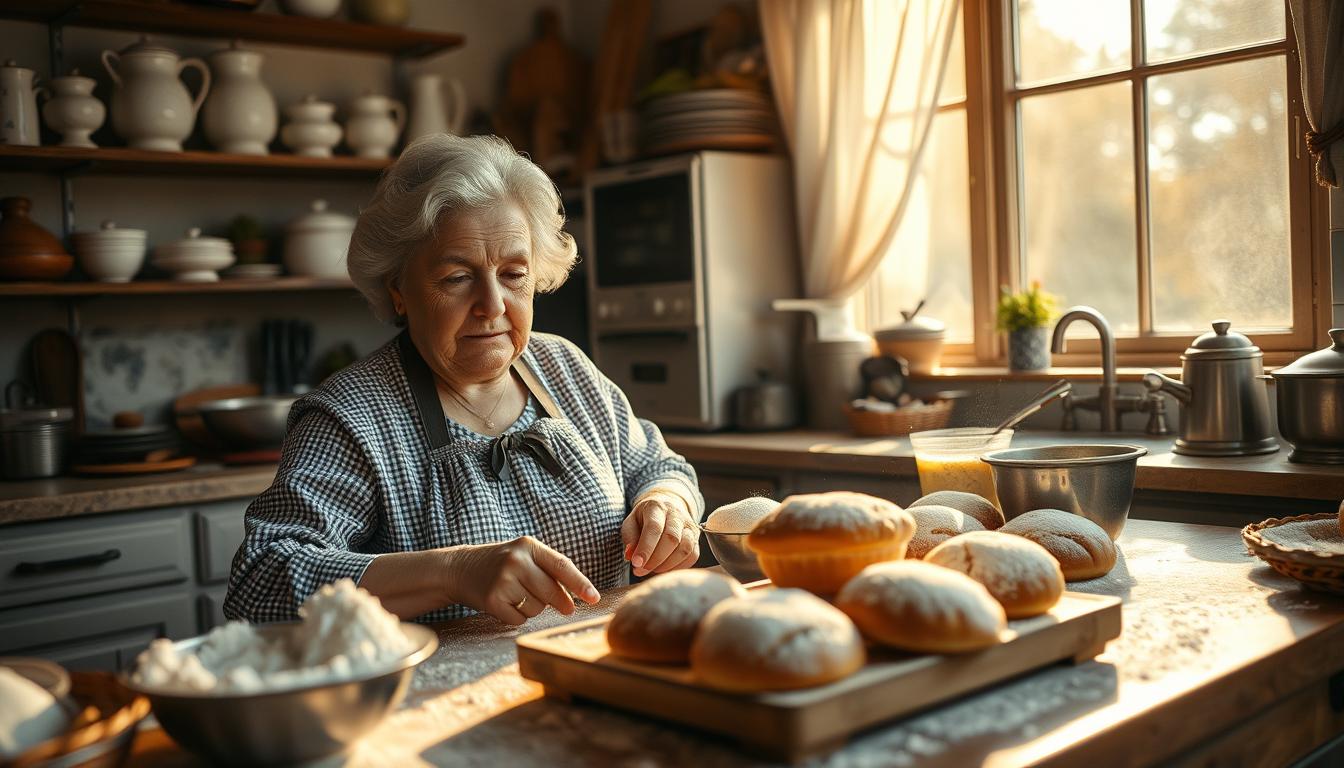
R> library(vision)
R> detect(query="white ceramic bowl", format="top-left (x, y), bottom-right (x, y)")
top-left (72, 221), bottom-right (147, 282)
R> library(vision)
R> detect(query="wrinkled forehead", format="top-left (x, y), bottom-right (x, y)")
top-left (422, 203), bottom-right (533, 262)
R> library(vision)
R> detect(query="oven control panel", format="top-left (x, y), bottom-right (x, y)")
top-left (591, 283), bottom-right (699, 331)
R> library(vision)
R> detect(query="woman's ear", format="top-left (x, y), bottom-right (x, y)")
top-left (387, 280), bottom-right (406, 319)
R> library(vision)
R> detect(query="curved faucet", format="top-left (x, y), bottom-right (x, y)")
top-left (1051, 306), bottom-right (1118, 431)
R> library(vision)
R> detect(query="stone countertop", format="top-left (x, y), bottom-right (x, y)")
top-left (126, 519), bottom-right (1344, 767)
top-left (0, 463), bottom-right (275, 526)
top-left (664, 430), bottom-right (1344, 502)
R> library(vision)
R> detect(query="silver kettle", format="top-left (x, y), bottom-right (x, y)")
top-left (1142, 320), bottom-right (1278, 456)
top-left (732, 372), bottom-right (797, 432)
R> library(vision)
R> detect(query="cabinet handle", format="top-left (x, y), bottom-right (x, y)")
top-left (13, 548), bottom-right (121, 576)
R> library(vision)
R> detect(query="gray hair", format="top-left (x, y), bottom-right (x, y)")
top-left (347, 134), bottom-right (578, 323)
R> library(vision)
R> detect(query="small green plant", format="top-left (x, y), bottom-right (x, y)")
top-left (227, 215), bottom-right (265, 244)
top-left (996, 281), bottom-right (1057, 332)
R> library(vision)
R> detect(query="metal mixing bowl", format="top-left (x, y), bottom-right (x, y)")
top-left (703, 530), bottom-right (766, 582)
top-left (981, 444), bottom-right (1147, 541)
top-left (193, 395), bottom-right (298, 451)
top-left (122, 622), bottom-right (437, 765)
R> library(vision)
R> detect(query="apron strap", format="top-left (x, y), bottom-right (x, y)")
top-left (397, 330), bottom-right (451, 450)
top-left (512, 356), bottom-right (565, 421)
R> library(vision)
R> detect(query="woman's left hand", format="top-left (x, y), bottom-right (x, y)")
top-left (621, 494), bottom-right (700, 577)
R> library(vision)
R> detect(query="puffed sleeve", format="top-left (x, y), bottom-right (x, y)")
top-left (602, 376), bottom-right (705, 523)
top-left (223, 403), bottom-right (382, 623)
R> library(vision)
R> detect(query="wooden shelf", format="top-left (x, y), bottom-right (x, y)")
top-left (0, 144), bottom-right (393, 178)
top-left (0, 277), bottom-right (357, 296)
top-left (0, 0), bottom-right (464, 59)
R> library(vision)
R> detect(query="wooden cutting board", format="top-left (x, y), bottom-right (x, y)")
top-left (517, 590), bottom-right (1121, 761)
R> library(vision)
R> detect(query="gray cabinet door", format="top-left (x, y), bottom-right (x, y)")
top-left (0, 508), bottom-right (192, 610)
top-left (0, 584), bottom-right (195, 672)
top-left (198, 586), bottom-right (228, 634)
top-left (194, 501), bottom-right (247, 585)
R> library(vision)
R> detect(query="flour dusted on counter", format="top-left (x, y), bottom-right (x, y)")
top-left (133, 579), bottom-right (414, 694)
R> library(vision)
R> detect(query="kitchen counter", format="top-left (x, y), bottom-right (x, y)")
top-left (2, 430), bottom-right (1342, 526)
top-left (126, 519), bottom-right (1344, 767)
top-left (665, 430), bottom-right (1344, 502)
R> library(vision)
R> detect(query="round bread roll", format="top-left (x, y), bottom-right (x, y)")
top-left (1338, 499), bottom-right (1343, 537)
top-left (910, 490), bottom-right (1005, 530)
top-left (705, 496), bottom-right (779, 533)
top-left (606, 570), bottom-right (747, 663)
top-left (999, 508), bottom-right (1117, 581)
top-left (747, 491), bottom-right (915, 594)
top-left (905, 504), bottom-right (985, 559)
top-left (925, 531), bottom-right (1064, 619)
top-left (835, 560), bottom-right (1006, 653)
top-left (690, 589), bottom-right (865, 691)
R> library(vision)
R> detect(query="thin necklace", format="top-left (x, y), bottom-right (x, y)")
top-left (443, 377), bottom-right (509, 430)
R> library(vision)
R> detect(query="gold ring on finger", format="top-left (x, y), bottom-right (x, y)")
top-left (513, 595), bottom-right (528, 611)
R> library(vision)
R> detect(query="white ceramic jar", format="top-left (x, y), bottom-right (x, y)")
top-left (202, 42), bottom-right (277, 155)
top-left (280, 95), bottom-right (342, 157)
top-left (344, 92), bottom-right (404, 158)
top-left (41, 71), bottom-right (105, 148)
top-left (102, 38), bottom-right (210, 152)
top-left (284, 200), bottom-right (355, 278)
top-left (0, 60), bottom-right (42, 146)
top-left (152, 228), bottom-right (235, 281)
top-left (71, 220), bottom-right (146, 282)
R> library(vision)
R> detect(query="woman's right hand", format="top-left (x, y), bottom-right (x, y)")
top-left (444, 536), bottom-right (601, 625)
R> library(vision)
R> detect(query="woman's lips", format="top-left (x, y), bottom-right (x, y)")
top-left (462, 331), bottom-right (508, 340)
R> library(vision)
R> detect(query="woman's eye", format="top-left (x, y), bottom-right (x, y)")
top-left (442, 274), bottom-right (470, 284)
top-left (504, 271), bottom-right (529, 281)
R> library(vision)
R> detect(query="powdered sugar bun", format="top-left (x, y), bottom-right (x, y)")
top-left (705, 496), bottom-right (779, 533)
top-left (690, 589), bottom-right (865, 691)
top-left (606, 570), bottom-right (747, 663)
top-left (1337, 499), bottom-right (1343, 536)
top-left (905, 504), bottom-right (985, 559)
top-left (924, 531), bottom-right (1064, 619)
top-left (835, 560), bottom-right (1006, 653)
top-left (999, 509), bottom-right (1117, 581)
top-left (910, 491), bottom-right (1005, 530)
top-left (748, 492), bottom-right (915, 594)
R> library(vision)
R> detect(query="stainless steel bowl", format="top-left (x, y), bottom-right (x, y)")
top-left (981, 444), bottom-right (1147, 540)
top-left (123, 622), bottom-right (438, 765)
top-left (193, 395), bottom-right (298, 451)
top-left (703, 530), bottom-right (766, 583)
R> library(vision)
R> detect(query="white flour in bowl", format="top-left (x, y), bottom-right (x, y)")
top-left (132, 578), bottom-right (413, 694)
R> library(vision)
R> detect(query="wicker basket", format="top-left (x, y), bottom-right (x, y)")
top-left (11, 671), bottom-right (149, 768)
top-left (1241, 512), bottom-right (1344, 595)
top-left (844, 399), bottom-right (954, 437)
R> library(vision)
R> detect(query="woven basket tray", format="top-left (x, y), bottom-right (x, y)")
top-left (844, 399), bottom-right (954, 437)
top-left (1242, 512), bottom-right (1344, 595)
top-left (11, 671), bottom-right (149, 768)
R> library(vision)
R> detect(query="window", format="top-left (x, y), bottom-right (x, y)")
top-left (860, 0), bottom-right (1324, 364)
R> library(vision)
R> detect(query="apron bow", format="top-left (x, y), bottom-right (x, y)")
top-left (488, 423), bottom-right (564, 481)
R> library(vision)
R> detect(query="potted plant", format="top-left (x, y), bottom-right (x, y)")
top-left (227, 214), bottom-right (269, 265)
top-left (996, 282), bottom-right (1057, 371)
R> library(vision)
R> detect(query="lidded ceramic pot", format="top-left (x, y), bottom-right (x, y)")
top-left (284, 199), bottom-right (355, 278)
top-left (280, 94), bottom-right (342, 157)
top-left (874, 308), bottom-right (947, 375)
top-left (0, 60), bottom-right (43, 146)
top-left (202, 41), bottom-right (277, 155)
top-left (152, 227), bottom-right (235, 282)
top-left (344, 92), bottom-right (404, 158)
top-left (71, 220), bottom-right (147, 282)
top-left (102, 37), bottom-right (211, 152)
top-left (41, 69), bottom-right (105, 148)
top-left (0, 197), bottom-right (73, 281)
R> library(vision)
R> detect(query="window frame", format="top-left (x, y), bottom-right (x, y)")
top-left (925, 0), bottom-right (1330, 368)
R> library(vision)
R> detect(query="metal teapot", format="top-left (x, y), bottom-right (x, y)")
top-left (1142, 320), bottom-right (1278, 456)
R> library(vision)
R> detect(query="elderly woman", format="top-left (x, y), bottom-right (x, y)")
top-left (225, 135), bottom-right (703, 625)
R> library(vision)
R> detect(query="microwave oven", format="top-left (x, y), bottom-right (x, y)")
top-left (584, 152), bottom-right (800, 430)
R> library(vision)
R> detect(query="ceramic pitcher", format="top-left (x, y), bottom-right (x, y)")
top-left (345, 92), bottom-right (404, 158)
top-left (202, 42), bottom-right (277, 155)
top-left (405, 73), bottom-right (467, 146)
top-left (0, 61), bottom-right (43, 146)
top-left (102, 38), bottom-right (210, 152)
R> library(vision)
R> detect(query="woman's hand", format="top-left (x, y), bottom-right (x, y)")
top-left (444, 536), bottom-right (601, 625)
top-left (621, 493), bottom-right (701, 577)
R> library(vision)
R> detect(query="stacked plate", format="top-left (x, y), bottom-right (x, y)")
top-left (639, 89), bottom-right (779, 156)
top-left (152, 228), bottom-right (235, 282)
top-left (224, 263), bottom-right (282, 280)
top-left (74, 425), bottom-right (181, 465)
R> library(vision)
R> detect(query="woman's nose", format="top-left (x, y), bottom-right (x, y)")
top-left (472, 276), bottom-right (506, 318)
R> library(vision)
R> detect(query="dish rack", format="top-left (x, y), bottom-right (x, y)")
top-left (843, 399), bottom-right (954, 437)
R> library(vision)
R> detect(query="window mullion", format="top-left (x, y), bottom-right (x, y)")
top-left (1131, 0), bottom-right (1153, 335)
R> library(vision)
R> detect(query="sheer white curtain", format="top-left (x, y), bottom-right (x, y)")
top-left (1288, 0), bottom-right (1344, 187)
top-left (761, 0), bottom-right (962, 300)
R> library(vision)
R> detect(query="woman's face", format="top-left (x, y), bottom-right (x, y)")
top-left (390, 203), bottom-right (535, 385)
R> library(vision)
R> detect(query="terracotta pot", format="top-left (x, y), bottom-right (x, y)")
top-left (0, 197), bottom-right (73, 281)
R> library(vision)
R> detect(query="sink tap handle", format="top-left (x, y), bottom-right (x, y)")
top-left (1143, 390), bottom-right (1169, 435)
top-left (1059, 391), bottom-right (1078, 431)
